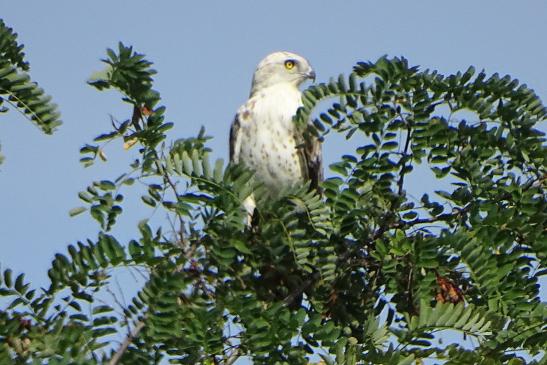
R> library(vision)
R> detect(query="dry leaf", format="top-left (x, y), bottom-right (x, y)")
top-left (141, 106), bottom-right (153, 116)
top-left (124, 138), bottom-right (138, 150)
top-left (98, 149), bottom-right (107, 161)
top-left (436, 273), bottom-right (464, 304)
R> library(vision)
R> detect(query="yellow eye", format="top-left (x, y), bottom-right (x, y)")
top-left (284, 60), bottom-right (295, 70)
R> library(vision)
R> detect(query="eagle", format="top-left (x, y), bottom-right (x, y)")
top-left (229, 51), bottom-right (322, 219)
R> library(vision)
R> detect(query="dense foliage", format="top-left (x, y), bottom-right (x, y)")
top-left (0, 19), bottom-right (61, 163)
top-left (1, 30), bottom-right (546, 365)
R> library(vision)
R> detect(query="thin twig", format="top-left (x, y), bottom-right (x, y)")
top-left (108, 320), bottom-right (145, 365)
top-left (397, 114), bottom-right (412, 196)
top-left (131, 105), bottom-right (142, 131)
top-left (373, 204), bottom-right (471, 240)
top-left (224, 348), bottom-right (241, 365)
top-left (157, 158), bottom-right (187, 248)
top-left (131, 105), bottom-right (187, 248)
top-left (283, 271), bottom-right (321, 307)
top-left (0, 93), bottom-right (52, 132)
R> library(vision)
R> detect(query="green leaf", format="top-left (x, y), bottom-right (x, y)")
top-left (3, 269), bottom-right (12, 287)
top-left (69, 206), bottom-right (87, 217)
top-left (231, 239), bottom-right (252, 254)
top-left (141, 195), bottom-right (157, 207)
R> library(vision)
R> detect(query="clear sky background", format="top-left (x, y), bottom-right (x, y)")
top-left (1, 0), bottom-right (546, 361)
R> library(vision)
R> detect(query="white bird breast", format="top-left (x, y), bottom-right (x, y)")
top-left (237, 83), bottom-right (304, 195)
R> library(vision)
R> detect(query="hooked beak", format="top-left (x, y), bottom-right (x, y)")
top-left (306, 69), bottom-right (316, 82)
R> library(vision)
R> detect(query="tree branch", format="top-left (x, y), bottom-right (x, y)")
top-left (131, 105), bottom-right (187, 249)
top-left (108, 320), bottom-right (145, 365)
top-left (397, 123), bottom-right (412, 196)
top-left (283, 271), bottom-right (321, 307)
top-left (224, 348), bottom-right (241, 365)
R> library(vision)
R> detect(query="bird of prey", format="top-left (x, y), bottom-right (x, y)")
top-left (229, 51), bottom-right (322, 219)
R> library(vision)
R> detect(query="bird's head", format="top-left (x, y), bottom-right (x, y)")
top-left (250, 51), bottom-right (315, 95)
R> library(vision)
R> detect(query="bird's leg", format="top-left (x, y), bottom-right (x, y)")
top-left (243, 194), bottom-right (256, 227)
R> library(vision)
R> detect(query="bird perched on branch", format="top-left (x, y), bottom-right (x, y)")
top-left (229, 51), bottom-right (322, 221)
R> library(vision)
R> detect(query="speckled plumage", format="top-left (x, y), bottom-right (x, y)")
top-left (229, 51), bottom-right (322, 217)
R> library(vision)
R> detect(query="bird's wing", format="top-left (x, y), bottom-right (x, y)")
top-left (296, 126), bottom-right (323, 191)
top-left (229, 114), bottom-right (241, 163)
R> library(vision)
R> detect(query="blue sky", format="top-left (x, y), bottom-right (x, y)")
top-left (1, 0), bottom-right (546, 362)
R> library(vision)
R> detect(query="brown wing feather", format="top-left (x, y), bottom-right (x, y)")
top-left (296, 126), bottom-right (323, 192)
top-left (229, 114), bottom-right (241, 163)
